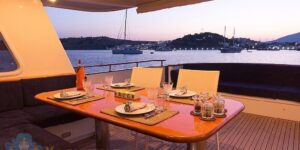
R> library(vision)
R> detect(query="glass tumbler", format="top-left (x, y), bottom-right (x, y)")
top-left (104, 75), bottom-right (113, 88)
top-left (214, 95), bottom-right (225, 114)
top-left (192, 94), bottom-right (201, 115)
top-left (163, 82), bottom-right (173, 99)
top-left (147, 88), bottom-right (159, 108)
top-left (201, 101), bottom-right (214, 119)
top-left (83, 80), bottom-right (92, 96)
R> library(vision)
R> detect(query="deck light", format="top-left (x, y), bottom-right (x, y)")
top-left (49, 0), bottom-right (56, 3)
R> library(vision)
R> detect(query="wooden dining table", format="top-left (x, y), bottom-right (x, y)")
top-left (35, 85), bottom-right (244, 150)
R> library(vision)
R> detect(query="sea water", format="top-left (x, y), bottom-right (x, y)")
top-left (1, 50), bottom-right (300, 73)
top-left (66, 50), bottom-right (300, 74)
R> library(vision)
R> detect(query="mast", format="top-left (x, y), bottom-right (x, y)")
top-left (233, 27), bottom-right (235, 45)
top-left (223, 26), bottom-right (226, 46)
top-left (124, 9), bottom-right (128, 40)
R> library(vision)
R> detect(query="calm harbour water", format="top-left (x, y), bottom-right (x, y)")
top-left (1, 50), bottom-right (300, 73)
top-left (66, 50), bottom-right (300, 74)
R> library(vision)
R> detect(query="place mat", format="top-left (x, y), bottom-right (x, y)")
top-left (97, 86), bottom-right (145, 93)
top-left (100, 108), bottom-right (179, 126)
top-left (48, 95), bottom-right (104, 105)
top-left (168, 97), bottom-right (194, 105)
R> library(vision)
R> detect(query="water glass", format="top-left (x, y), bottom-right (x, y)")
top-left (147, 88), bottom-right (160, 109)
top-left (147, 88), bottom-right (159, 100)
top-left (83, 80), bottom-right (93, 96)
top-left (104, 75), bottom-right (113, 87)
top-left (163, 82), bottom-right (173, 99)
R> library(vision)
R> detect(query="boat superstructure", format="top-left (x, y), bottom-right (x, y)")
top-left (221, 26), bottom-right (242, 53)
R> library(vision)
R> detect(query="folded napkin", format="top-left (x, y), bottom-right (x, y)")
top-left (175, 90), bottom-right (187, 96)
top-left (124, 103), bottom-right (146, 112)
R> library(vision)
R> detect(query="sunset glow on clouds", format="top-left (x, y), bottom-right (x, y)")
top-left (46, 0), bottom-right (300, 41)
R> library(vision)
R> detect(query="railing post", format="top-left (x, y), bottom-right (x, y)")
top-left (136, 62), bottom-right (139, 67)
top-left (109, 65), bottom-right (112, 72)
top-left (161, 61), bottom-right (163, 67)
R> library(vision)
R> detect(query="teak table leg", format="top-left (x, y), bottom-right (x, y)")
top-left (187, 140), bottom-right (207, 150)
top-left (95, 120), bottom-right (110, 150)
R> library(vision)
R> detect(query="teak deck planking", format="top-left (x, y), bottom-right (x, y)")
top-left (76, 113), bottom-right (300, 150)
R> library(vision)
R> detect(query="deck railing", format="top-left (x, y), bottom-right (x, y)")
top-left (74, 59), bottom-right (166, 74)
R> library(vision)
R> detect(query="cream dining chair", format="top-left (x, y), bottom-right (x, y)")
top-left (176, 69), bottom-right (220, 96)
top-left (130, 67), bottom-right (163, 149)
top-left (176, 69), bottom-right (221, 150)
top-left (130, 67), bottom-right (163, 88)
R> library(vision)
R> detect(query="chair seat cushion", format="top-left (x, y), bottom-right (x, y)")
top-left (0, 110), bottom-right (30, 130)
top-left (23, 105), bottom-right (85, 127)
top-left (0, 123), bottom-right (74, 149)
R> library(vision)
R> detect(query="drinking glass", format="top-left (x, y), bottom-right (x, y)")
top-left (214, 94), bottom-right (225, 114)
top-left (147, 88), bottom-right (158, 100)
top-left (147, 88), bottom-right (159, 108)
top-left (104, 75), bottom-right (113, 88)
top-left (192, 94), bottom-right (201, 115)
top-left (199, 92), bottom-right (209, 102)
top-left (83, 80), bottom-right (92, 96)
top-left (201, 101), bottom-right (214, 119)
top-left (163, 82), bottom-right (173, 100)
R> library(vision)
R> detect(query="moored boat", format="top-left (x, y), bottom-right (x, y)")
top-left (112, 9), bottom-right (142, 55)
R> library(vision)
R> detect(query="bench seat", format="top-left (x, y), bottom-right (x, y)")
top-left (23, 105), bottom-right (85, 128)
top-left (0, 75), bottom-right (84, 148)
top-left (170, 63), bottom-right (300, 102)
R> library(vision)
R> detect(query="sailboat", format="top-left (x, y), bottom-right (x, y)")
top-left (220, 26), bottom-right (242, 53)
top-left (112, 10), bottom-right (143, 54)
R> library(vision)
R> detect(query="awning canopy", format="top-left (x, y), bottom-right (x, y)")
top-left (41, 0), bottom-right (211, 13)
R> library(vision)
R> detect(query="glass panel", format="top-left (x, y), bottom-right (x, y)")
top-left (0, 34), bottom-right (18, 72)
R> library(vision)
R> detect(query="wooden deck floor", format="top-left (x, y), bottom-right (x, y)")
top-left (76, 113), bottom-right (300, 150)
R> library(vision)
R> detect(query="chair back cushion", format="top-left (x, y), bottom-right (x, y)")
top-left (130, 67), bottom-right (163, 88)
top-left (176, 69), bottom-right (220, 96)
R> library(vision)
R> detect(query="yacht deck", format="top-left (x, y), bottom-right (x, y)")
top-left (76, 112), bottom-right (300, 150)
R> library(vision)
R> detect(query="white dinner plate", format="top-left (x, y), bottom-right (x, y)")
top-left (53, 91), bottom-right (86, 100)
top-left (110, 82), bottom-right (134, 88)
top-left (115, 102), bottom-right (155, 115)
top-left (169, 90), bottom-right (197, 98)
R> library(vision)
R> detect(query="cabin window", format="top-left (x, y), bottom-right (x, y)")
top-left (0, 33), bottom-right (18, 72)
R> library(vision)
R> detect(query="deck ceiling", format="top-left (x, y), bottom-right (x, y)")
top-left (42, 0), bottom-right (211, 13)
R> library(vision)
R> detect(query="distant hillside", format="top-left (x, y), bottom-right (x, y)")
top-left (60, 36), bottom-right (150, 50)
top-left (169, 32), bottom-right (227, 49)
top-left (168, 32), bottom-right (259, 49)
top-left (275, 32), bottom-right (300, 43)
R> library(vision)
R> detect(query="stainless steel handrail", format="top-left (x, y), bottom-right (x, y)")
top-left (74, 59), bottom-right (166, 73)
